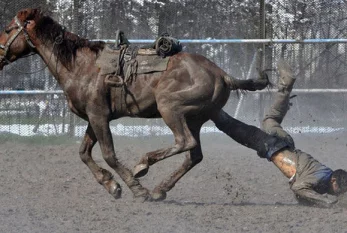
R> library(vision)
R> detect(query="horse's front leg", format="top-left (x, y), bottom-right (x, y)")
top-left (79, 123), bottom-right (122, 199)
top-left (88, 115), bottom-right (150, 200)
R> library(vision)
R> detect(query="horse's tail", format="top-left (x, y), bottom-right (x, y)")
top-left (223, 70), bottom-right (272, 91)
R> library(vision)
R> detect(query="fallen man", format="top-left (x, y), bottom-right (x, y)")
top-left (212, 61), bottom-right (347, 208)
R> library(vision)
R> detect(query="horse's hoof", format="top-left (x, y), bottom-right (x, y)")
top-left (133, 163), bottom-right (149, 178)
top-left (134, 193), bottom-right (152, 203)
top-left (133, 187), bottom-right (151, 202)
top-left (108, 181), bottom-right (122, 199)
top-left (151, 190), bottom-right (167, 201)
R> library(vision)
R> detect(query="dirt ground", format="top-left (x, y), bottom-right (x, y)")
top-left (1, 131), bottom-right (347, 233)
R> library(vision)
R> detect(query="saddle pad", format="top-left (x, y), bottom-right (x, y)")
top-left (136, 55), bottom-right (170, 74)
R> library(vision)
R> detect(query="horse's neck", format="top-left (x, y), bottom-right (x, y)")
top-left (36, 44), bottom-right (90, 87)
top-left (37, 45), bottom-right (65, 78)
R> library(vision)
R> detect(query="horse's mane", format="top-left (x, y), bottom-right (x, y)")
top-left (34, 14), bottom-right (105, 70)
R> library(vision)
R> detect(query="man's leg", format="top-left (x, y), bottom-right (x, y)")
top-left (212, 110), bottom-right (289, 161)
top-left (262, 60), bottom-right (296, 148)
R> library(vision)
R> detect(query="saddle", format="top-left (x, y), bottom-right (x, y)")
top-left (98, 31), bottom-right (182, 87)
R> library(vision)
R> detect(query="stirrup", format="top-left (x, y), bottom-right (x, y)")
top-left (105, 74), bottom-right (124, 87)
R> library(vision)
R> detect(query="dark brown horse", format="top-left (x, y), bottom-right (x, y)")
top-left (0, 8), bottom-right (269, 201)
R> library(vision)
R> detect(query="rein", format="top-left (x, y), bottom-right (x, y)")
top-left (2, 54), bottom-right (47, 74)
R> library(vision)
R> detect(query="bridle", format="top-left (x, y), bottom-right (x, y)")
top-left (0, 15), bottom-right (36, 65)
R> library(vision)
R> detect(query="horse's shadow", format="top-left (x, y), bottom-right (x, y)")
top-left (162, 200), bottom-right (347, 209)
top-left (162, 200), bottom-right (298, 207)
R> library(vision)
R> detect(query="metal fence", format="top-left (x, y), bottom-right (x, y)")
top-left (0, 0), bottom-right (346, 138)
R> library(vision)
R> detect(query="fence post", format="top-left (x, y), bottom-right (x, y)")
top-left (257, 0), bottom-right (266, 127)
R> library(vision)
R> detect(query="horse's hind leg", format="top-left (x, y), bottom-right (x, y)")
top-left (79, 124), bottom-right (121, 199)
top-left (133, 110), bottom-right (197, 178)
top-left (151, 125), bottom-right (203, 200)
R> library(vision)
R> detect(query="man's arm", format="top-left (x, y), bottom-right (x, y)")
top-left (294, 189), bottom-right (337, 208)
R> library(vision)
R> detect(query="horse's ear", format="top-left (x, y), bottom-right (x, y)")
top-left (26, 8), bottom-right (41, 20)
top-left (32, 8), bottom-right (41, 16)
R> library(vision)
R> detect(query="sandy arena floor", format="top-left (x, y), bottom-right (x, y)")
top-left (1, 132), bottom-right (347, 233)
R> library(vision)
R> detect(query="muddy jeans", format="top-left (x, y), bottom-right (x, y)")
top-left (261, 90), bottom-right (295, 149)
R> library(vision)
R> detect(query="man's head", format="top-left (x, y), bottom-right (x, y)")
top-left (330, 169), bottom-right (347, 195)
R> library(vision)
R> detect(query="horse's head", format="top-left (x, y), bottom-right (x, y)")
top-left (0, 8), bottom-right (41, 70)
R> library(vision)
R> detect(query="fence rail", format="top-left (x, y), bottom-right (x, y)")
top-left (2, 89), bottom-right (347, 95)
top-left (96, 39), bottom-right (347, 44)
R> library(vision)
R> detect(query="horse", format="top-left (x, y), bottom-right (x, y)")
top-left (0, 8), bottom-right (270, 201)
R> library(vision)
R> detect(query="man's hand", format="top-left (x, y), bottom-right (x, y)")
top-left (294, 189), bottom-right (338, 208)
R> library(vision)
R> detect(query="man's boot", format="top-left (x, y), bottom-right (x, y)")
top-left (263, 60), bottom-right (297, 126)
top-left (277, 60), bottom-right (296, 93)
